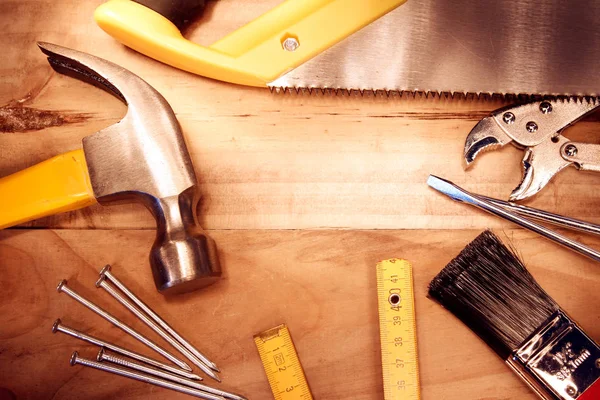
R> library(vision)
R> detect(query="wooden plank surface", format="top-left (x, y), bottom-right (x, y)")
top-left (2, 0), bottom-right (600, 231)
top-left (1, 229), bottom-right (599, 400)
top-left (1, 1), bottom-right (600, 400)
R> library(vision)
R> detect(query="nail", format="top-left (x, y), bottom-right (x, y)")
top-left (70, 351), bottom-right (226, 400)
top-left (100, 265), bottom-right (219, 372)
top-left (96, 274), bottom-right (220, 381)
top-left (57, 279), bottom-right (192, 371)
top-left (98, 349), bottom-right (247, 400)
top-left (51, 319), bottom-right (201, 380)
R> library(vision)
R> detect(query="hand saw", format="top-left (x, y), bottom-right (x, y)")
top-left (95, 0), bottom-right (600, 97)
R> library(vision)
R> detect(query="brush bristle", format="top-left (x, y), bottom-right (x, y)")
top-left (428, 230), bottom-right (559, 359)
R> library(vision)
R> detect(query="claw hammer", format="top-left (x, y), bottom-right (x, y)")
top-left (0, 43), bottom-right (220, 295)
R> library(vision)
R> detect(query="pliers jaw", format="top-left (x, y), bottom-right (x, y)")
top-left (509, 136), bottom-right (572, 201)
top-left (463, 115), bottom-right (513, 167)
top-left (464, 99), bottom-right (600, 201)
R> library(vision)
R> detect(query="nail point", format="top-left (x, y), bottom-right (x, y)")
top-left (212, 373), bottom-right (222, 383)
top-left (52, 319), bottom-right (61, 333)
top-left (190, 373), bottom-right (203, 381)
top-left (181, 362), bottom-right (193, 372)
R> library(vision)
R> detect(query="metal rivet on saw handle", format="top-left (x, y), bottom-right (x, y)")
top-left (282, 37), bottom-right (300, 52)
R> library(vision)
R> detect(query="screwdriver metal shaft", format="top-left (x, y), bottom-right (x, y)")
top-left (70, 352), bottom-right (226, 400)
top-left (98, 349), bottom-right (247, 400)
top-left (427, 175), bottom-right (600, 263)
top-left (96, 275), bottom-right (220, 382)
top-left (57, 280), bottom-right (192, 371)
top-left (100, 265), bottom-right (219, 372)
top-left (51, 319), bottom-right (201, 380)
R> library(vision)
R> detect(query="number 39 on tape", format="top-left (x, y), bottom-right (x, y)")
top-left (376, 258), bottom-right (421, 400)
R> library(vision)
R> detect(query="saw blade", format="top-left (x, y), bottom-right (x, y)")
top-left (269, 0), bottom-right (600, 96)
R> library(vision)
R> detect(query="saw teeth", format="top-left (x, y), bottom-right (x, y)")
top-left (268, 87), bottom-right (594, 103)
top-left (269, 86), bottom-right (498, 99)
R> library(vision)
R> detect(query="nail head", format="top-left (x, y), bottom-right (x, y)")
top-left (70, 351), bottom-right (79, 366)
top-left (95, 275), bottom-right (106, 288)
top-left (57, 280), bottom-right (67, 293)
top-left (99, 265), bottom-right (111, 277)
top-left (52, 319), bottom-right (61, 333)
top-left (97, 347), bottom-right (105, 362)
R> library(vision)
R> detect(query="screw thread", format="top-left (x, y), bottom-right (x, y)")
top-left (103, 268), bottom-right (218, 371)
top-left (54, 321), bottom-right (199, 379)
top-left (102, 352), bottom-right (136, 369)
top-left (100, 352), bottom-right (245, 400)
top-left (58, 280), bottom-right (191, 371)
top-left (72, 353), bottom-right (225, 400)
top-left (99, 279), bottom-right (205, 375)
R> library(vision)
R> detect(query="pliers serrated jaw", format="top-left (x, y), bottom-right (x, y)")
top-left (464, 99), bottom-right (600, 201)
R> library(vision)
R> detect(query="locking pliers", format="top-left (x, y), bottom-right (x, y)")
top-left (464, 98), bottom-right (600, 201)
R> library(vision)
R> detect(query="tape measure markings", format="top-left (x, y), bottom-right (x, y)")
top-left (254, 324), bottom-right (313, 400)
top-left (376, 258), bottom-right (421, 400)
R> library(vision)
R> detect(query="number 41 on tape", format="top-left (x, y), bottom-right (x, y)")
top-left (376, 258), bottom-right (421, 400)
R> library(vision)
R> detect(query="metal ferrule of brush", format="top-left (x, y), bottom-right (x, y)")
top-left (506, 311), bottom-right (600, 400)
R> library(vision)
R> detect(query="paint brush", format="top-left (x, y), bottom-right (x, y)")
top-left (428, 230), bottom-right (600, 400)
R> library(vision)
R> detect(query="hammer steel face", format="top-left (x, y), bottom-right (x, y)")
top-left (463, 98), bottom-right (600, 201)
top-left (0, 43), bottom-right (220, 295)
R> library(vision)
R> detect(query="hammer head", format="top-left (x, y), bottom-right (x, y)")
top-left (38, 42), bottom-right (220, 295)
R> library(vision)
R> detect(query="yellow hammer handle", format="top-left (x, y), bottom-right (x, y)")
top-left (0, 149), bottom-right (97, 229)
top-left (94, 0), bottom-right (407, 87)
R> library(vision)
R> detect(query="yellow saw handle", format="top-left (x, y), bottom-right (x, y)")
top-left (94, 0), bottom-right (407, 87)
top-left (0, 149), bottom-right (97, 229)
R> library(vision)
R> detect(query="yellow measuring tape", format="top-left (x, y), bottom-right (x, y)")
top-left (254, 324), bottom-right (313, 400)
top-left (376, 259), bottom-right (421, 400)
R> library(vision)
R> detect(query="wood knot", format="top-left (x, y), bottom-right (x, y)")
top-left (0, 101), bottom-right (89, 133)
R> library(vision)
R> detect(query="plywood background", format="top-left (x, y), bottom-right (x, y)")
top-left (1, 1), bottom-right (599, 399)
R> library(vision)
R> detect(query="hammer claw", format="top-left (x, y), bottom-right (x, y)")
top-left (38, 42), bottom-right (127, 102)
top-left (1, 43), bottom-right (221, 294)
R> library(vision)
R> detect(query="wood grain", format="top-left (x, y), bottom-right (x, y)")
top-left (1, 0), bottom-right (600, 230)
top-left (1, 2), bottom-right (600, 400)
top-left (1, 229), bottom-right (599, 400)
